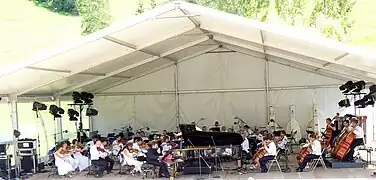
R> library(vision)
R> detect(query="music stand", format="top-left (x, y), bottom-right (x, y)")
top-left (210, 136), bottom-right (224, 178)
top-left (187, 139), bottom-right (211, 180)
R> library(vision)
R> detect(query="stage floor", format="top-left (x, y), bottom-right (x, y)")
top-left (28, 167), bottom-right (374, 179)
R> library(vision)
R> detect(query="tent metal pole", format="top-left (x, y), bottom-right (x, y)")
top-left (174, 62), bottom-right (180, 132)
top-left (55, 97), bottom-right (63, 141)
top-left (9, 94), bottom-right (20, 178)
top-left (265, 60), bottom-right (270, 124)
top-left (260, 30), bottom-right (270, 124)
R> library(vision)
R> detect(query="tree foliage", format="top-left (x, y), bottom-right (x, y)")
top-left (187, 0), bottom-right (357, 41)
top-left (76, 0), bottom-right (112, 35)
top-left (32, 0), bottom-right (78, 15)
top-left (136, 0), bottom-right (145, 15)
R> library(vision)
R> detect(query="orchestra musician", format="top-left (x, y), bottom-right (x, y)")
top-left (146, 141), bottom-right (170, 178)
top-left (243, 125), bottom-right (253, 138)
top-left (71, 139), bottom-right (89, 172)
top-left (121, 143), bottom-right (144, 174)
top-left (345, 119), bottom-right (364, 162)
top-left (253, 134), bottom-right (277, 173)
top-left (296, 134), bottom-right (321, 172)
top-left (240, 131), bottom-right (251, 159)
top-left (323, 118), bottom-right (336, 148)
top-left (112, 135), bottom-right (123, 156)
top-left (90, 140), bottom-right (113, 177)
top-left (341, 120), bottom-right (350, 133)
top-left (133, 138), bottom-right (147, 161)
top-left (54, 141), bottom-right (79, 177)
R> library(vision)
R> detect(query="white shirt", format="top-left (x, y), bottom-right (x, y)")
top-left (310, 140), bottom-right (322, 156)
top-left (90, 145), bottom-right (106, 160)
top-left (264, 142), bottom-right (277, 156)
top-left (353, 126), bottom-right (364, 139)
top-left (277, 136), bottom-right (288, 149)
top-left (241, 138), bottom-right (249, 153)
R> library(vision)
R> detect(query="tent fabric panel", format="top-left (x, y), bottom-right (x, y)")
top-left (268, 61), bottom-right (343, 87)
top-left (102, 65), bottom-right (175, 93)
top-left (76, 77), bottom-right (124, 93)
top-left (81, 51), bottom-right (152, 75)
top-left (93, 94), bottom-right (177, 133)
top-left (178, 51), bottom-right (266, 90)
top-left (326, 63), bottom-right (376, 79)
top-left (110, 10), bottom-right (194, 49)
top-left (262, 31), bottom-right (343, 62)
top-left (30, 38), bottom-right (134, 71)
top-left (27, 74), bottom-right (108, 95)
top-left (339, 54), bottom-right (376, 73)
top-left (269, 87), bottom-right (344, 136)
top-left (166, 40), bottom-right (218, 61)
top-left (142, 28), bottom-right (207, 56)
top-left (192, 14), bottom-right (262, 44)
top-left (178, 91), bottom-right (267, 128)
top-left (0, 69), bottom-right (65, 95)
top-left (117, 58), bottom-right (171, 77)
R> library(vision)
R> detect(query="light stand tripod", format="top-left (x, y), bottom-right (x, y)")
top-left (187, 139), bottom-right (211, 180)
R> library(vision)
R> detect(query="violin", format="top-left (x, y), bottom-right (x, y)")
top-left (97, 147), bottom-right (106, 153)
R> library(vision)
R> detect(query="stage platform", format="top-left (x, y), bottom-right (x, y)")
top-left (28, 167), bottom-right (373, 180)
top-left (326, 158), bottom-right (366, 169)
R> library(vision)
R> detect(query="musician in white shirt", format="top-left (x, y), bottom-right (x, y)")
top-left (346, 119), bottom-right (364, 162)
top-left (296, 134), bottom-right (321, 172)
top-left (258, 134), bottom-right (277, 173)
top-left (90, 140), bottom-right (110, 177)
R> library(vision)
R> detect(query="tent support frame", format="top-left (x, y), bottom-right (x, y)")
top-left (260, 30), bottom-right (270, 124)
top-left (55, 97), bottom-right (63, 141)
top-left (9, 94), bottom-right (20, 179)
top-left (96, 84), bottom-right (341, 96)
top-left (174, 62), bottom-right (180, 132)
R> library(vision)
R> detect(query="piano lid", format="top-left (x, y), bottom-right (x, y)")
top-left (179, 124), bottom-right (243, 147)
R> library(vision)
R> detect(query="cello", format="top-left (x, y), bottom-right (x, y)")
top-left (323, 118), bottom-right (334, 149)
top-left (252, 141), bottom-right (270, 164)
top-left (297, 142), bottom-right (312, 163)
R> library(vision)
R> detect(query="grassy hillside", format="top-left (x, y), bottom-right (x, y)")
top-left (0, 0), bottom-right (81, 67)
top-left (347, 0), bottom-right (376, 49)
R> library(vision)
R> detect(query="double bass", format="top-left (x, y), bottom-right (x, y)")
top-left (331, 127), bottom-right (355, 160)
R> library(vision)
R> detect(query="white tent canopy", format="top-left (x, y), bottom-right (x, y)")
top-left (1, 1), bottom-right (376, 135)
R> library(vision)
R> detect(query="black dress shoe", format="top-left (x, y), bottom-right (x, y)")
top-left (296, 168), bottom-right (303, 172)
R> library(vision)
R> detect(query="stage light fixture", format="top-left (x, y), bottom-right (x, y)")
top-left (49, 105), bottom-right (65, 118)
top-left (13, 129), bottom-right (21, 138)
top-left (352, 80), bottom-right (366, 93)
top-left (339, 81), bottom-right (356, 94)
top-left (32, 101), bottom-right (47, 111)
top-left (68, 109), bottom-right (79, 121)
top-left (81, 92), bottom-right (94, 104)
top-left (86, 107), bottom-right (98, 116)
top-left (338, 98), bottom-right (351, 108)
top-left (72, 91), bottom-right (83, 104)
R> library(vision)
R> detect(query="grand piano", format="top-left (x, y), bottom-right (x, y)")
top-left (179, 124), bottom-right (243, 147)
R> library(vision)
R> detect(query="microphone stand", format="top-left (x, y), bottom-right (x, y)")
top-left (187, 139), bottom-right (211, 180)
top-left (210, 136), bottom-right (223, 178)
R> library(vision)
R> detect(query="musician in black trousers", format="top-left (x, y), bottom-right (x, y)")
top-left (146, 141), bottom-right (170, 178)
top-left (346, 119), bottom-right (364, 162)
top-left (296, 134), bottom-right (321, 172)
